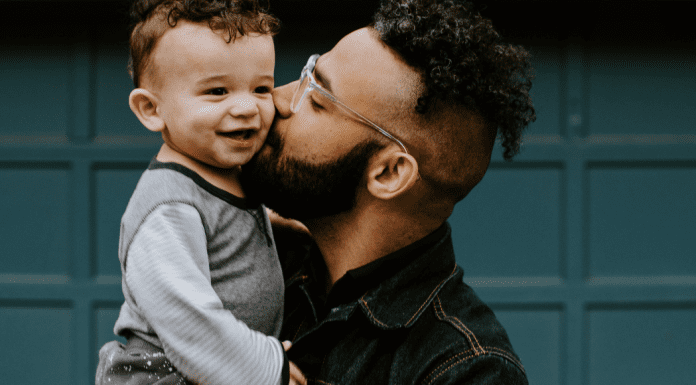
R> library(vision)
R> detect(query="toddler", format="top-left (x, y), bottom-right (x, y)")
top-left (96, 1), bottom-right (290, 384)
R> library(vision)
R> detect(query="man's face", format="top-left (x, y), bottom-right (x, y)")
top-left (241, 28), bottom-right (418, 221)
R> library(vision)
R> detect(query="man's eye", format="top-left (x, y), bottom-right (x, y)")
top-left (207, 88), bottom-right (227, 96)
top-left (310, 97), bottom-right (324, 110)
top-left (255, 86), bottom-right (272, 94)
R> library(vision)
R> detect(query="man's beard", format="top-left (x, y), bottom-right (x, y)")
top-left (240, 127), bottom-right (385, 222)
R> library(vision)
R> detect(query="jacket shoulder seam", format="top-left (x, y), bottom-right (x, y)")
top-left (420, 348), bottom-right (526, 385)
top-left (432, 294), bottom-right (526, 372)
top-left (433, 294), bottom-right (483, 353)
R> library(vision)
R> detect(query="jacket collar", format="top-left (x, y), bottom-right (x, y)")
top-left (288, 222), bottom-right (461, 330)
top-left (357, 222), bottom-right (460, 329)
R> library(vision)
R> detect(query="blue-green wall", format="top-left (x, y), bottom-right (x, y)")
top-left (1, 1), bottom-right (694, 384)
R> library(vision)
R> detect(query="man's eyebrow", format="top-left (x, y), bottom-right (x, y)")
top-left (313, 58), bottom-right (332, 93)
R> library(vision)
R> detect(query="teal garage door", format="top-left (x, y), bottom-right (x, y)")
top-left (1, 1), bottom-right (694, 384)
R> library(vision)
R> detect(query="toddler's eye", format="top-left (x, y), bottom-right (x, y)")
top-left (255, 86), bottom-right (272, 94)
top-left (207, 88), bottom-right (227, 96)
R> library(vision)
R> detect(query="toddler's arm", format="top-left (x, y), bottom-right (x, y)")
top-left (124, 202), bottom-right (285, 385)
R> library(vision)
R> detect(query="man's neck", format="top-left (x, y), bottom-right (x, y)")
top-left (305, 206), bottom-right (443, 291)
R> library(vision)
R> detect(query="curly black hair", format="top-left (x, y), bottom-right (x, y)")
top-left (372, 0), bottom-right (535, 160)
top-left (128, 0), bottom-right (280, 87)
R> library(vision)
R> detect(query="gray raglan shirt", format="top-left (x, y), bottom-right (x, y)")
top-left (113, 159), bottom-right (285, 385)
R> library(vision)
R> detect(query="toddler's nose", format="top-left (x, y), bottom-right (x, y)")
top-left (229, 95), bottom-right (258, 117)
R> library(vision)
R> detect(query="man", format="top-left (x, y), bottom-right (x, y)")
top-left (97, 0), bottom-right (535, 383)
top-left (241, 0), bottom-right (536, 383)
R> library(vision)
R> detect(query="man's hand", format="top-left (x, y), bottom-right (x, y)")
top-left (266, 208), bottom-right (310, 236)
top-left (282, 341), bottom-right (307, 385)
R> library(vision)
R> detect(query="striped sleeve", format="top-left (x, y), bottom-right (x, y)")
top-left (125, 202), bottom-right (284, 385)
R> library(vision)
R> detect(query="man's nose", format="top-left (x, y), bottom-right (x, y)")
top-left (272, 81), bottom-right (297, 118)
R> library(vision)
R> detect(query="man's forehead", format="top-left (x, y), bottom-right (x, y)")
top-left (318, 27), bottom-right (422, 107)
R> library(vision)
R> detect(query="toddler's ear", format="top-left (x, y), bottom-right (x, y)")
top-left (129, 88), bottom-right (165, 132)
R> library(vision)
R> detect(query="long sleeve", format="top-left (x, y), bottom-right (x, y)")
top-left (124, 202), bottom-right (284, 385)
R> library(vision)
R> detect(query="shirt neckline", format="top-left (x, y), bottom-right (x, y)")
top-left (306, 223), bottom-right (450, 315)
top-left (148, 157), bottom-right (260, 210)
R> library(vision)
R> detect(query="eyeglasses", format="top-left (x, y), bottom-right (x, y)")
top-left (290, 54), bottom-right (409, 154)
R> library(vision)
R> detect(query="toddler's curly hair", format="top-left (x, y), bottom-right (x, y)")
top-left (128, 0), bottom-right (280, 88)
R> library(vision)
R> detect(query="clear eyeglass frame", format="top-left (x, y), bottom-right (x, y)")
top-left (290, 54), bottom-right (409, 154)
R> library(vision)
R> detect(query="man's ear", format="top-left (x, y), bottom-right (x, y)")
top-left (366, 147), bottom-right (419, 200)
top-left (129, 88), bottom-right (165, 132)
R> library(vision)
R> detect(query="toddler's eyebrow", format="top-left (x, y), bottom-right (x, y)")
top-left (197, 74), bottom-right (274, 85)
top-left (198, 74), bottom-right (230, 83)
top-left (257, 74), bottom-right (275, 83)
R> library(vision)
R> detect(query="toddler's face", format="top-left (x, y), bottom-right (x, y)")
top-left (150, 21), bottom-right (275, 169)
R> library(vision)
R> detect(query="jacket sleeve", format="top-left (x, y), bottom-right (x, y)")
top-left (420, 352), bottom-right (529, 385)
top-left (124, 202), bottom-right (285, 385)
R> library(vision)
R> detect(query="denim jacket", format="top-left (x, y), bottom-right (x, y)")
top-left (275, 222), bottom-right (527, 385)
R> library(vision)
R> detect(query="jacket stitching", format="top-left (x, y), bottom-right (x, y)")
top-left (433, 295), bottom-right (482, 354)
top-left (360, 298), bottom-right (390, 328)
top-left (433, 296), bottom-right (525, 371)
top-left (421, 348), bottom-right (525, 385)
top-left (481, 348), bottom-right (525, 373)
top-left (359, 263), bottom-right (458, 328)
top-left (404, 263), bottom-right (458, 326)
top-left (484, 346), bottom-right (525, 366)
top-left (422, 351), bottom-right (477, 385)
